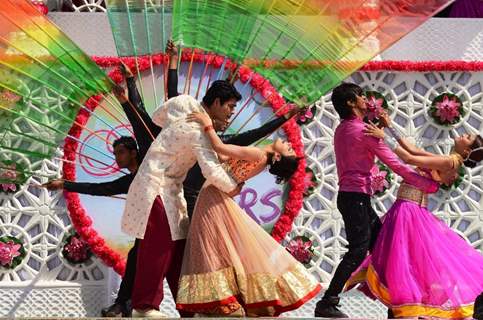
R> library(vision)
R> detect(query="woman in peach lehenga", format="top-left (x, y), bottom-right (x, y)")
top-left (175, 112), bottom-right (321, 317)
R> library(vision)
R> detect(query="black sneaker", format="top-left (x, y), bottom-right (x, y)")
top-left (101, 302), bottom-right (131, 317)
top-left (314, 296), bottom-right (348, 318)
top-left (124, 300), bottom-right (132, 317)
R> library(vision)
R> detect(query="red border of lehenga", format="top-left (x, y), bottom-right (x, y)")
top-left (176, 283), bottom-right (321, 316)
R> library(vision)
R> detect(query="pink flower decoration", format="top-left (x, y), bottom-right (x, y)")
top-left (1, 183), bottom-right (16, 192)
top-left (366, 96), bottom-right (384, 121)
top-left (370, 165), bottom-right (389, 194)
top-left (299, 109), bottom-right (314, 123)
top-left (286, 237), bottom-right (314, 264)
top-left (0, 241), bottom-right (21, 267)
top-left (304, 170), bottom-right (316, 194)
top-left (1, 90), bottom-right (21, 103)
top-left (0, 89), bottom-right (21, 110)
top-left (64, 236), bottom-right (90, 263)
top-left (435, 95), bottom-right (461, 123)
top-left (1, 164), bottom-right (17, 192)
top-left (32, 0), bottom-right (49, 15)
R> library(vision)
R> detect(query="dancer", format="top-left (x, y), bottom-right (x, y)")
top-left (122, 79), bottom-right (261, 317)
top-left (42, 44), bottom-right (179, 317)
top-left (313, 83), bottom-right (440, 318)
top-left (176, 111), bottom-right (321, 317)
top-left (345, 116), bottom-right (483, 319)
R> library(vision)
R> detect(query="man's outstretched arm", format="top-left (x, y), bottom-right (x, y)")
top-left (221, 107), bottom-right (306, 146)
top-left (43, 174), bottom-right (133, 196)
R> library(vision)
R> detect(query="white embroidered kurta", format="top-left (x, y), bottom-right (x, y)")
top-left (121, 95), bottom-right (238, 240)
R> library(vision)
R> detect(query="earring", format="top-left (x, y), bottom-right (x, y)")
top-left (272, 153), bottom-right (281, 163)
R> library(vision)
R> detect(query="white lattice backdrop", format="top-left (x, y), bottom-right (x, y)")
top-left (1, 70), bottom-right (482, 317)
top-left (0, 154), bottom-right (109, 317)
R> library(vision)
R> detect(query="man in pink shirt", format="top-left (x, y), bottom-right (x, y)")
top-left (314, 83), bottom-right (439, 318)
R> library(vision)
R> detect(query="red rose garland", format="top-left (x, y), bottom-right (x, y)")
top-left (64, 52), bottom-right (305, 274)
top-left (360, 60), bottom-right (483, 72)
top-left (243, 59), bottom-right (483, 72)
top-left (64, 94), bottom-right (126, 274)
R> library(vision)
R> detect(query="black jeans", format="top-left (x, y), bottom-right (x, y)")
top-left (115, 239), bottom-right (139, 304)
top-left (474, 291), bottom-right (483, 320)
top-left (324, 191), bottom-right (382, 298)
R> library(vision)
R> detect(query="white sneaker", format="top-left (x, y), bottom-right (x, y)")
top-left (132, 308), bottom-right (167, 318)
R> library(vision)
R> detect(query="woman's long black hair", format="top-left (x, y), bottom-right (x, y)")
top-left (464, 135), bottom-right (483, 168)
top-left (267, 153), bottom-right (301, 183)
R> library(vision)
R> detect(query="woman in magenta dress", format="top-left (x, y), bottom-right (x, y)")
top-left (175, 112), bottom-right (321, 317)
top-left (346, 117), bottom-right (483, 319)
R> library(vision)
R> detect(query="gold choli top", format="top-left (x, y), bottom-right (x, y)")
top-left (397, 153), bottom-right (463, 207)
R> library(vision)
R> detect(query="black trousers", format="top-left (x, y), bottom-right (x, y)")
top-left (115, 239), bottom-right (139, 304)
top-left (324, 191), bottom-right (382, 298)
top-left (474, 291), bottom-right (483, 320)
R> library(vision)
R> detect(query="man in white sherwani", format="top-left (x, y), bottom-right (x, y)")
top-left (121, 80), bottom-right (243, 317)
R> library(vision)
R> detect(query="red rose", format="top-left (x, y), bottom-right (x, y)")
top-left (212, 56), bottom-right (225, 68)
top-left (238, 66), bottom-right (253, 83)
top-left (250, 73), bottom-right (265, 90)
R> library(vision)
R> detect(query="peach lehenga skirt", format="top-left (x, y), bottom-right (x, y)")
top-left (176, 185), bottom-right (321, 316)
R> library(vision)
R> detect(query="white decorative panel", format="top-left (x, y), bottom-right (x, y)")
top-left (0, 157), bottom-right (109, 317)
top-left (61, 0), bottom-right (107, 12)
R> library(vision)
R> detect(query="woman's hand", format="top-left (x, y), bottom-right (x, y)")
top-left (166, 39), bottom-right (178, 56)
top-left (166, 39), bottom-right (179, 70)
top-left (379, 110), bottom-right (392, 128)
top-left (187, 112), bottom-right (213, 127)
top-left (439, 169), bottom-right (458, 187)
top-left (119, 61), bottom-right (134, 78)
top-left (364, 121), bottom-right (385, 139)
top-left (42, 179), bottom-right (64, 190)
top-left (218, 154), bottom-right (230, 162)
top-left (227, 182), bottom-right (245, 198)
top-left (285, 105), bottom-right (309, 120)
